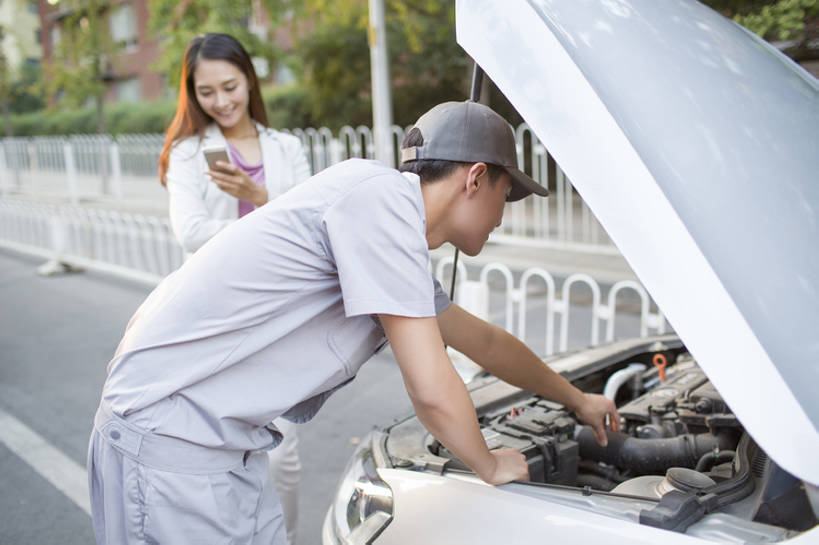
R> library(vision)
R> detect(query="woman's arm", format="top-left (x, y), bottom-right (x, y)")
top-left (166, 141), bottom-right (233, 253)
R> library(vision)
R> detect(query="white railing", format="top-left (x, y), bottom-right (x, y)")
top-left (0, 200), bottom-right (183, 285)
top-left (0, 124), bottom-right (614, 252)
top-left (0, 200), bottom-right (661, 357)
top-left (434, 257), bottom-right (667, 359)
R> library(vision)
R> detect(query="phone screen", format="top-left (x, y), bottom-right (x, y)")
top-left (204, 148), bottom-right (230, 171)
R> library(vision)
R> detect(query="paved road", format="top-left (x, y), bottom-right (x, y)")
top-left (0, 248), bottom-right (642, 544)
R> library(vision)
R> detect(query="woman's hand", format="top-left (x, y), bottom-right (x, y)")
top-left (207, 161), bottom-right (268, 207)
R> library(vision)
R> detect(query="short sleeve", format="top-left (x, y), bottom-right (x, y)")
top-left (323, 173), bottom-right (436, 318)
top-left (432, 277), bottom-right (451, 314)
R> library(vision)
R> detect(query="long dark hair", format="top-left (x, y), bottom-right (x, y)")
top-left (158, 33), bottom-right (269, 185)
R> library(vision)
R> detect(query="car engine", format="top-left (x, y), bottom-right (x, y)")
top-left (434, 352), bottom-right (742, 489)
top-left (384, 336), bottom-right (818, 534)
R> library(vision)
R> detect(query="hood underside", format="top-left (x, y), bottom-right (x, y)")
top-left (455, 0), bottom-right (819, 483)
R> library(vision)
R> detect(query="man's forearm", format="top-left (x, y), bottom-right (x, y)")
top-left (439, 305), bottom-right (619, 446)
top-left (477, 325), bottom-right (585, 412)
top-left (381, 314), bottom-right (497, 480)
top-left (409, 355), bottom-right (498, 480)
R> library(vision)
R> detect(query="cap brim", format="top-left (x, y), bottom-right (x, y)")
top-left (505, 167), bottom-right (549, 202)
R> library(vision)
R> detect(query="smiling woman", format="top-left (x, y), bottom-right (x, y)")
top-left (156, 33), bottom-right (310, 253)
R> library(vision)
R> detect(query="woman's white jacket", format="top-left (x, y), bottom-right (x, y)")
top-left (166, 122), bottom-right (311, 253)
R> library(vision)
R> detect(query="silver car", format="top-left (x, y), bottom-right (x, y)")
top-left (323, 0), bottom-right (819, 542)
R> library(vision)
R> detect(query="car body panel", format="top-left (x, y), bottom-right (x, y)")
top-left (372, 468), bottom-right (801, 543)
top-left (455, 0), bottom-right (819, 483)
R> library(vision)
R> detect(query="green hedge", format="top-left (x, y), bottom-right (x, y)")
top-left (0, 100), bottom-right (178, 137)
top-left (263, 84), bottom-right (315, 131)
top-left (0, 85), bottom-right (320, 137)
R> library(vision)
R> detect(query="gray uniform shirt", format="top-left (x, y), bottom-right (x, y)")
top-left (102, 159), bottom-right (450, 451)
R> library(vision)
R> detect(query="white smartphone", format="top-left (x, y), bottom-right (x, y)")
top-left (203, 147), bottom-right (231, 171)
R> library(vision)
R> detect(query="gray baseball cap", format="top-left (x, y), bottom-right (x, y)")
top-left (401, 101), bottom-right (548, 201)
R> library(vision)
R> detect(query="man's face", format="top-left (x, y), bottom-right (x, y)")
top-left (453, 169), bottom-right (512, 256)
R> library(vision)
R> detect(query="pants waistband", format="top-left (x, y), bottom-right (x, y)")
top-left (94, 402), bottom-right (247, 474)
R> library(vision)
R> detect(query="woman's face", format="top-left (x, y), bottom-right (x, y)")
top-left (192, 58), bottom-right (251, 131)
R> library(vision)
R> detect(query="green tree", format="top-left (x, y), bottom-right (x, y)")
top-left (45, 0), bottom-right (118, 134)
top-left (1, 21), bottom-right (45, 136)
top-left (703, 0), bottom-right (818, 50)
top-left (8, 62), bottom-right (45, 114)
top-left (147, 0), bottom-right (279, 91)
top-left (0, 29), bottom-right (10, 137)
top-left (279, 0), bottom-right (471, 130)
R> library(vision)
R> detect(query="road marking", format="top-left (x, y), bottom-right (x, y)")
top-left (0, 407), bottom-right (91, 516)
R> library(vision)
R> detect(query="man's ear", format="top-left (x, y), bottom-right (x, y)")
top-left (465, 162), bottom-right (488, 197)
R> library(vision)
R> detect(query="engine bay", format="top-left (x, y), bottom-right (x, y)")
top-left (383, 336), bottom-right (818, 535)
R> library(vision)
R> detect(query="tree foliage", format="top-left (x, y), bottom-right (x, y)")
top-left (10, 0), bottom-right (816, 136)
top-left (6, 62), bottom-right (45, 114)
top-left (45, 0), bottom-right (119, 133)
top-left (0, 38), bottom-right (9, 136)
top-left (1, 16), bottom-right (46, 135)
top-left (703, 0), bottom-right (818, 41)
top-left (271, 0), bottom-right (471, 130)
top-left (147, 0), bottom-right (279, 90)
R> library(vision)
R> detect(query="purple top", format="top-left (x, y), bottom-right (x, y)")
top-left (226, 140), bottom-right (265, 218)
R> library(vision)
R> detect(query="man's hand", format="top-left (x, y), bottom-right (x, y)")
top-left (481, 448), bottom-right (530, 485)
top-left (208, 161), bottom-right (268, 207)
top-left (573, 393), bottom-right (620, 447)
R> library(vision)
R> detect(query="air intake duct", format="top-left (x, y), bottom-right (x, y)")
top-left (576, 427), bottom-right (732, 473)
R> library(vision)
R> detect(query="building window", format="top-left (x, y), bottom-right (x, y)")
top-left (116, 77), bottom-right (141, 103)
top-left (110, 3), bottom-right (138, 51)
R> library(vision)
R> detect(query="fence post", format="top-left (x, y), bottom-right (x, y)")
top-left (329, 137), bottom-right (344, 166)
top-left (63, 142), bottom-right (79, 205)
top-left (36, 208), bottom-right (76, 276)
top-left (0, 141), bottom-right (6, 197)
top-left (14, 140), bottom-right (21, 189)
top-left (456, 280), bottom-right (489, 321)
top-left (109, 141), bottom-right (123, 200)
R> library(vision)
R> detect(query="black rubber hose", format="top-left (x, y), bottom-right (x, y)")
top-left (577, 460), bottom-right (628, 483)
top-left (576, 427), bottom-right (732, 473)
top-left (695, 450), bottom-right (736, 472)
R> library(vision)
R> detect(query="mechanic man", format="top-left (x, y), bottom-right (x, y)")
top-left (88, 101), bottom-right (619, 544)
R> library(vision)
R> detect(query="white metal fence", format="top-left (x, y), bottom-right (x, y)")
top-left (435, 257), bottom-right (667, 358)
top-left (0, 200), bottom-right (184, 285)
top-left (0, 124), bottom-right (614, 252)
top-left (0, 200), bottom-right (663, 357)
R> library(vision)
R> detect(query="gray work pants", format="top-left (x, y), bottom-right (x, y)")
top-left (87, 402), bottom-right (287, 544)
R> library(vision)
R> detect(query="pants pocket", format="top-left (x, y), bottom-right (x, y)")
top-left (142, 465), bottom-right (259, 545)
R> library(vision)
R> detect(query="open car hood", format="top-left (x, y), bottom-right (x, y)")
top-left (456, 0), bottom-right (819, 484)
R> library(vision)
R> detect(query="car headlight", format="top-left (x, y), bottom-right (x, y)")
top-left (327, 431), bottom-right (394, 544)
